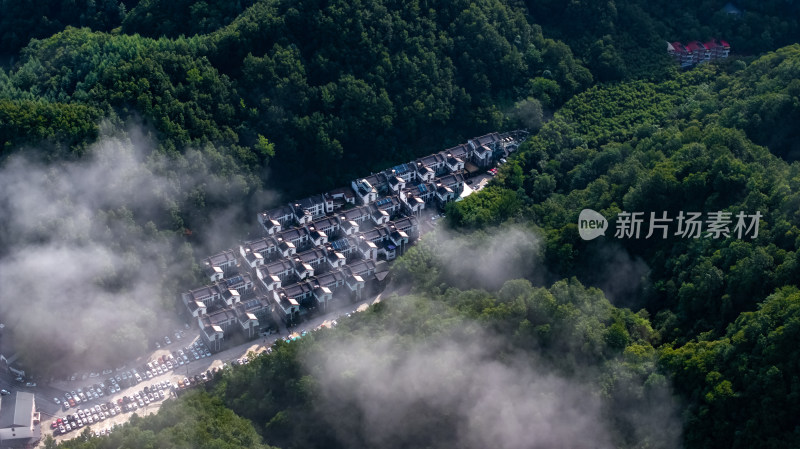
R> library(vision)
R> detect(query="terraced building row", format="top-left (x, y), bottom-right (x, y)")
top-left (182, 131), bottom-right (526, 350)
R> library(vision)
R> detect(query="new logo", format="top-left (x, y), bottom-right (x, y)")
top-left (578, 209), bottom-right (608, 240)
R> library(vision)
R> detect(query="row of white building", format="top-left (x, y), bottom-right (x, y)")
top-left (183, 131), bottom-right (526, 349)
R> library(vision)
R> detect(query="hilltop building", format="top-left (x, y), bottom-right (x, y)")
top-left (668, 39), bottom-right (730, 68)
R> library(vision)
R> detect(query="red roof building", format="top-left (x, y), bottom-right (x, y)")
top-left (668, 39), bottom-right (730, 67)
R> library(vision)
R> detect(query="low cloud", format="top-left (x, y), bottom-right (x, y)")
top-left (0, 122), bottom-right (273, 375)
top-left (303, 221), bottom-right (676, 449)
top-left (305, 319), bottom-right (680, 449)
top-left (425, 225), bottom-right (548, 291)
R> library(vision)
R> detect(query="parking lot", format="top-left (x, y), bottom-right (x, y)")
top-left (39, 333), bottom-right (222, 435)
top-left (38, 284), bottom-right (391, 443)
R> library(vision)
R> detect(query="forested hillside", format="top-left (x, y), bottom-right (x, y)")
top-left (0, 0), bottom-right (590, 375)
top-left (52, 44), bottom-right (800, 449)
top-left (526, 0), bottom-right (800, 81)
top-left (1, 0), bottom-right (593, 201)
top-left (2, 1), bottom-right (799, 449)
top-left (447, 45), bottom-right (800, 448)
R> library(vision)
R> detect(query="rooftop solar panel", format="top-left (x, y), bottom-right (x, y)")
top-left (376, 198), bottom-right (392, 206)
top-left (226, 276), bottom-right (243, 286)
top-left (330, 239), bottom-right (349, 250)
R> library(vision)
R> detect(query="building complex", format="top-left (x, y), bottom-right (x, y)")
top-left (182, 131), bottom-right (527, 349)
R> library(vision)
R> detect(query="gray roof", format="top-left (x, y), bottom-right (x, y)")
top-left (364, 173), bottom-right (388, 189)
top-left (416, 162), bottom-right (434, 174)
top-left (391, 216), bottom-right (418, 232)
top-left (265, 204), bottom-right (294, 218)
top-left (296, 248), bottom-right (327, 264)
top-left (419, 154), bottom-right (443, 167)
top-left (341, 206), bottom-right (370, 221)
top-left (186, 284), bottom-right (224, 302)
top-left (283, 281), bottom-right (314, 299)
top-left (264, 259), bottom-right (293, 275)
top-left (243, 237), bottom-right (277, 254)
top-left (327, 186), bottom-right (356, 199)
top-left (311, 217), bottom-right (339, 231)
top-left (0, 391), bottom-right (34, 429)
top-left (443, 144), bottom-right (469, 159)
top-left (346, 259), bottom-right (377, 277)
top-left (277, 227), bottom-right (306, 243)
top-left (474, 144), bottom-right (491, 155)
top-left (312, 270), bottom-right (347, 289)
top-left (472, 133), bottom-right (500, 147)
top-left (437, 173), bottom-right (464, 188)
top-left (294, 194), bottom-right (326, 210)
top-left (207, 309), bottom-right (235, 325)
top-left (204, 250), bottom-right (237, 267)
